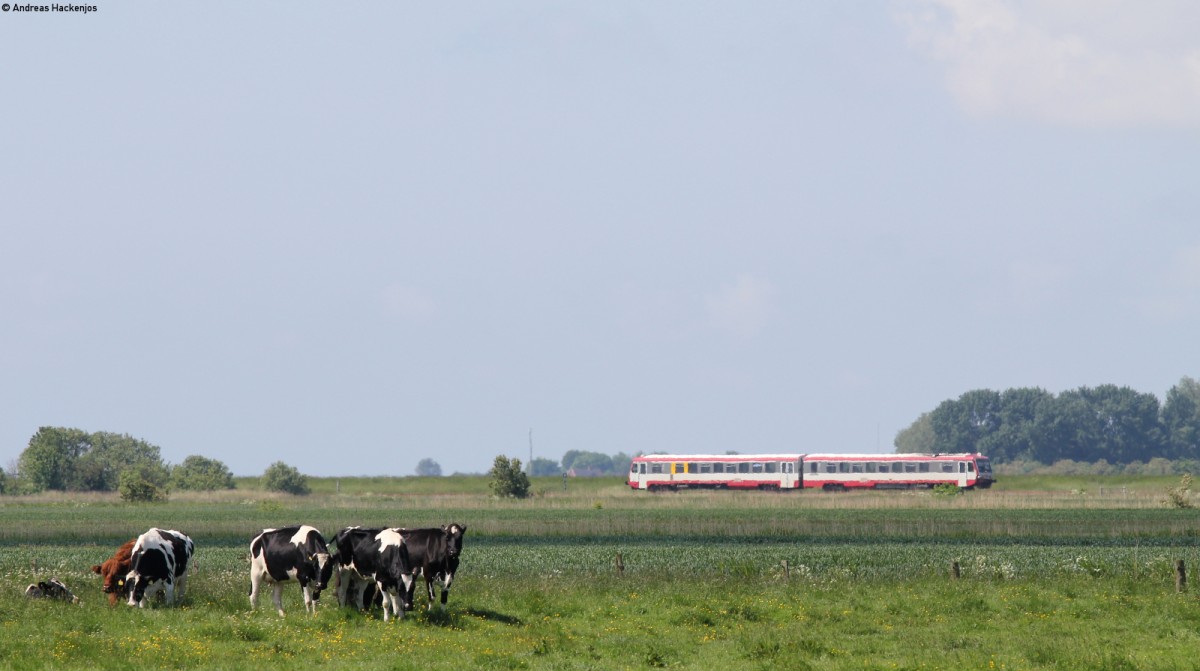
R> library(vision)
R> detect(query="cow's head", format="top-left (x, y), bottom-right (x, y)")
top-left (310, 552), bottom-right (334, 601)
top-left (443, 523), bottom-right (467, 559)
top-left (26, 578), bottom-right (79, 603)
top-left (92, 559), bottom-right (131, 604)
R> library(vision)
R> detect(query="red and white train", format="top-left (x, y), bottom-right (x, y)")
top-left (628, 453), bottom-right (993, 492)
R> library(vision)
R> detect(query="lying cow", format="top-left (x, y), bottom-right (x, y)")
top-left (401, 523), bottom-right (466, 612)
top-left (25, 578), bottom-right (79, 603)
top-left (127, 528), bottom-right (195, 608)
top-left (92, 538), bottom-right (136, 606)
top-left (332, 526), bottom-right (412, 621)
top-left (249, 524), bottom-right (334, 617)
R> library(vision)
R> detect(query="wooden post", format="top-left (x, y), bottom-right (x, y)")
top-left (781, 560), bottom-right (790, 579)
top-left (614, 552), bottom-right (625, 576)
top-left (951, 560), bottom-right (961, 580)
top-left (1176, 560), bottom-right (1187, 593)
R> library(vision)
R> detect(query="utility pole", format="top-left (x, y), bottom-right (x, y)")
top-left (528, 428), bottom-right (533, 476)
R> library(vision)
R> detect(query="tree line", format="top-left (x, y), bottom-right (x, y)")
top-left (895, 377), bottom-right (1200, 466)
top-left (6, 427), bottom-right (311, 499)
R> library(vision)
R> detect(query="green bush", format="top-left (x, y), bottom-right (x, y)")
top-left (262, 461), bottom-right (310, 495)
top-left (172, 455), bottom-right (236, 491)
top-left (489, 455), bottom-right (530, 499)
top-left (118, 468), bottom-right (168, 503)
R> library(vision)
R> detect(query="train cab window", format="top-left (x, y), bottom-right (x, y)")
top-left (638, 463), bottom-right (645, 474)
top-left (968, 462), bottom-right (975, 472)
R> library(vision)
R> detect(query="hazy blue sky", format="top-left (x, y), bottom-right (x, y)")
top-left (3, 1), bottom-right (1198, 476)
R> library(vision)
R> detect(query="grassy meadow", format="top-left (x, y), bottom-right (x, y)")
top-left (1, 475), bottom-right (1198, 670)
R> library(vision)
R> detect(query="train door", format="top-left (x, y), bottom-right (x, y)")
top-left (957, 461), bottom-right (969, 488)
top-left (780, 460), bottom-right (799, 489)
top-left (629, 461), bottom-right (646, 489)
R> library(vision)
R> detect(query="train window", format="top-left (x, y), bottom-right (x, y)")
top-left (825, 463), bottom-right (836, 473)
top-left (968, 462), bottom-right (975, 472)
top-left (751, 463), bottom-right (763, 473)
top-left (918, 463), bottom-right (929, 473)
top-left (878, 464), bottom-right (889, 473)
top-left (651, 464), bottom-right (663, 474)
top-left (809, 462), bottom-right (819, 473)
top-left (941, 464), bottom-right (954, 473)
top-left (765, 462), bottom-right (777, 473)
top-left (851, 463), bottom-right (863, 473)
top-left (726, 463), bottom-right (738, 473)
top-left (674, 463), bottom-right (685, 474)
top-left (904, 463), bottom-right (917, 473)
top-left (738, 463), bottom-right (749, 473)
top-left (687, 463), bottom-right (697, 473)
top-left (783, 462), bottom-right (794, 473)
top-left (699, 463), bottom-right (712, 474)
top-left (838, 462), bottom-right (849, 473)
top-left (866, 463), bottom-right (877, 473)
top-left (639, 464), bottom-right (646, 474)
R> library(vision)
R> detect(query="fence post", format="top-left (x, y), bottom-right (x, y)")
top-left (781, 560), bottom-right (790, 579)
top-left (1176, 560), bottom-right (1187, 593)
top-left (951, 560), bottom-right (961, 580)
top-left (614, 552), bottom-right (625, 576)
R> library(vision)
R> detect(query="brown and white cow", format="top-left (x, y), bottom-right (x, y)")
top-left (92, 538), bottom-right (136, 606)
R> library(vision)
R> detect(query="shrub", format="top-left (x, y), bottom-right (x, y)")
top-left (119, 467), bottom-right (168, 503)
top-left (489, 455), bottom-right (530, 499)
top-left (1163, 473), bottom-right (1194, 509)
top-left (261, 461), bottom-right (310, 495)
top-left (172, 455), bottom-right (236, 491)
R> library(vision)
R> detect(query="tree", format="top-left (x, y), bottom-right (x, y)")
top-left (1162, 376), bottom-right (1200, 460)
top-left (489, 455), bottom-right (530, 498)
top-left (415, 458), bottom-right (443, 477)
top-left (171, 455), bottom-right (236, 491)
top-left (561, 450), bottom-right (615, 474)
top-left (894, 412), bottom-right (935, 453)
top-left (530, 457), bottom-right (561, 476)
top-left (930, 390), bottom-right (1001, 455)
top-left (262, 461), bottom-right (310, 495)
top-left (17, 427), bottom-right (90, 492)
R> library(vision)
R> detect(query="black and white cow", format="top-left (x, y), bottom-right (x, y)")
top-left (127, 528), bottom-right (194, 608)
top-left (332, 526), bottom-right (413, 621)
top-left (25, 578), bottom-right (79, 603)
top-left (249, 525), bottom-right (334, 617)
top-left (400, 523), bottom-right (466, 612)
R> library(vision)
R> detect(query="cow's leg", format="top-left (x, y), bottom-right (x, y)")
top-left (400, 573), bottom-right (414, 611)
top-left (249, 572), bottom-right (262, 610)
top-left (301, 583), bottom-right (316, 615)
top-left (272, 583), bottom-right (285, 617)
top-left (439, 572), bottom-right (454, 611)
top-left (175, 573), bottom-right (188, 603)
top-left (334, 569), bottom-right (347, 607)
top-left (164, 580), bottom-right (175, 607)
top-left (425, 576), bottom-right (436, 611)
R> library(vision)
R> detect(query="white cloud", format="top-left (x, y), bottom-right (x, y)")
top-left (895, 0), bottom-right (1200, 127)
top-left (705, 275), bottom-right (776, 338)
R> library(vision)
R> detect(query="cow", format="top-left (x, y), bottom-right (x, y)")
top-left (91, 538), bottom-right (136, 606)
top-left (127, 528), bottom-right (194, 608)
top-left (331, 526), bottom-right (412, 621)
top-left (25, 578), bottom-right (79, 603)
top-left (249, 524), bottom-right (334, 617)
top-left (400, 523), bottom-right (466, 612)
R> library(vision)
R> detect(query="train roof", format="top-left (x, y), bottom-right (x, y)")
top-left (632, 453), bottom-right (803, 461)
top-left (803, 453), bottom-right (986, 460)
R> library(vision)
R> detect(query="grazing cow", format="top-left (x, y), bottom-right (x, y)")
top-left (332, 526), bottom-right (412, 621)
top-left (127, 528), bottom-right (194, 608)
top-left (92, 538), bottom-right (136, 606)
top-left (249, 525), bottom-right (334, 617)
top-left (400, 523), bottom-right (467, 612)
top-left (25, 578), bottom-right (79, 603)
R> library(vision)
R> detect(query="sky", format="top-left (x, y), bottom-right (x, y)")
top-left (2, 1), bottom-right (1198, 477)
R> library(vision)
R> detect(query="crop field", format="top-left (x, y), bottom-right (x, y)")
top-left (1, 477), bottom-right (1199, 670)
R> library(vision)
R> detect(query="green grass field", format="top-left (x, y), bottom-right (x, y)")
top-left (1, 476), bottom-right (1198, 670)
